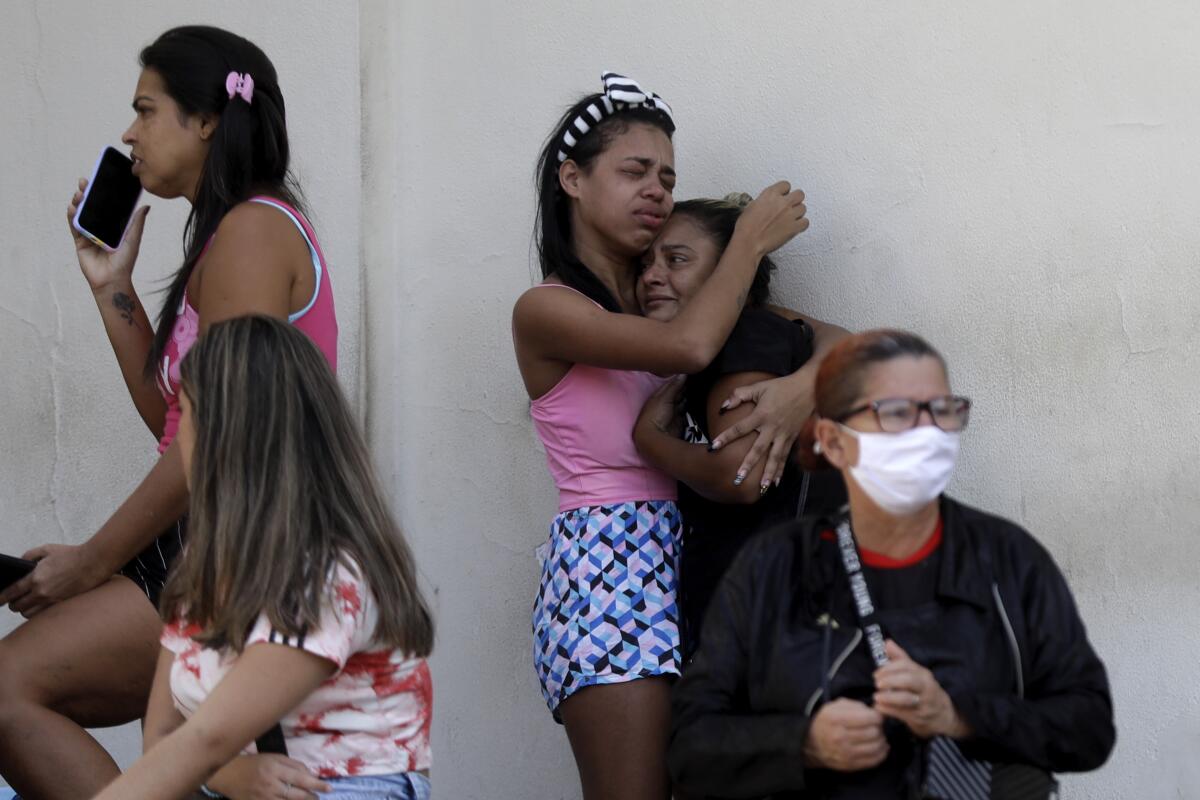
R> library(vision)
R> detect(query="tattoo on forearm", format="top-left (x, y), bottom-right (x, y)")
top-left (112, 292), bottom-right (139, 328)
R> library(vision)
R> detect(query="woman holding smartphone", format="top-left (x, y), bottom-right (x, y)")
top-left (0, 26), bottom-right (338, 799)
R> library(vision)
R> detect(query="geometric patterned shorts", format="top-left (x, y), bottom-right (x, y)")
top-left (532, 500), bottom-right (683, 721)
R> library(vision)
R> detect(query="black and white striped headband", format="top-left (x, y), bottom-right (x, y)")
top-left (557, 72), bottom-right (675, 163)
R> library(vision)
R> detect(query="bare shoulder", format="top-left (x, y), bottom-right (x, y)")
top-left (197, 200), bottom-right (311, 294)
top-left (211, 200), bottom-right (308, 251)
top-left (512, 281), bottom-right (599, 332)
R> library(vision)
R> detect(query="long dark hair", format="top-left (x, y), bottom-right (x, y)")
top-left (672, 194), bottom-right (776, 308)
top-left (140, 26), bottom-right (303, 375)
top-left (162, 316), bottom-right (435, 656)
top-left (534, 95), bottom-right (675, 312)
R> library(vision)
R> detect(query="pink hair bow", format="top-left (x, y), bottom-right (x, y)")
top-left (225, 71), bottom-right (254, 104)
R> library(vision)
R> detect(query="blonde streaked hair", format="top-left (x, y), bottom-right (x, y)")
top-left (160, 315), bottom-right (434, 656)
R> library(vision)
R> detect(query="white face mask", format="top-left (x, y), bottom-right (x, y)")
top-left (840, 424), bottom-right (960, 515)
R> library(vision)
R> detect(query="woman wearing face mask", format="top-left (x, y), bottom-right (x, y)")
top-left (631, 194), bottom-right (849, 659)
top-left (669, 330), bottom-right (1115, 799)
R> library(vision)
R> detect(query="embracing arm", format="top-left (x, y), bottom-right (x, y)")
top-left (709, 314), bottom-right (851, 483)
top-left (513, 183), bottom-right (808, 375)
top-left (634, 371), bottom-right (780, 501)
top-left (94, 643), bottom-right (336, 800)
top-left (948, 544), bottom-right (1115, 772)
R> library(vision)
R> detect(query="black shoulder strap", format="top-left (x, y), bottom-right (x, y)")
top-left (833, 516), bottom-right (890, 668)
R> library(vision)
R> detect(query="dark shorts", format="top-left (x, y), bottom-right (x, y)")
top-left (117, 518), bottom-right (186, 607)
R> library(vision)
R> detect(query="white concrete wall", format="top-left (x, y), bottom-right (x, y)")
top-left (0, 0), bottom-right (361, 772)
top-left (4, 1), bottom-right (1199, 798)
top-left (366, 1), bottom-right (1200, 797)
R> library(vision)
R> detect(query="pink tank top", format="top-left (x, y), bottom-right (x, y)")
top-left (155, 197), bottom-right (339, 454)
top-left (527, 284), bottom-right (678, 512)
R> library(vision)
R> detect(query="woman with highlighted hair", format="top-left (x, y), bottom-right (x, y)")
top-left (0, 26), bottom-right (337, 799)
top-left (93, 316), bottom-right (432, 800)
top-left (669, 329), bottom-right (1114, 799)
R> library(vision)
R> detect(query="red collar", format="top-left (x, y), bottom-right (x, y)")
top-left (820, 516), bottom-right (943, 569)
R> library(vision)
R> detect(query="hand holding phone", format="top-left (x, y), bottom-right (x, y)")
top-left (67, 147), bottom-right (150, 293)
top-left (0, 554), bottom-right (35, 595)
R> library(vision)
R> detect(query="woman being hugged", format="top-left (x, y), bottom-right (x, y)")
top-left (632, 194), bottom-right (849, 660)
top-left (512, 73), bottom-right (809, 800)
top-left (95, 316), bottom-right (433, 800)
top-left (0, 26), bottom-right (337, 799)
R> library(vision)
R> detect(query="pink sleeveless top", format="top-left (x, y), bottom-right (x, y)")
top-left (527, 284), bottom-right (678, 512)
top-left (155, 197), bottom-right (339, 454)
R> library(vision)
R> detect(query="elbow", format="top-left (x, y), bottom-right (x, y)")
top-left (697, 473), bottom-right (767, 505)
top-left (669, 333), bottom-right (719, 374)
top-left (728, 480), bottom-right (767, 505)
top-left (1063, 711), bottom-right (1116, 772)
top-left (677, 348), bottom-right (714, 376)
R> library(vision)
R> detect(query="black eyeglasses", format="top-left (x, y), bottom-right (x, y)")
top-left (835, 395), bottom-right (971, 433)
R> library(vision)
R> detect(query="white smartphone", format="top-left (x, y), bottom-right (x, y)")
top-left (72, 146), bottom-right (143, 252)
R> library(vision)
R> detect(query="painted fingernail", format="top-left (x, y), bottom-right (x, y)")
top-left (759, 483), bottom-right (769, 496)
top-left (775, 476), bottom-right (782, 488)
top-left (733, 472), bottom-right (746, 486)
top-left (720, 400), bottom-right (731, 411)
top-left (710, 440), bottom-right (722, 451)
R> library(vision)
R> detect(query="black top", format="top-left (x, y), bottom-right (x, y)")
top-left (862, 547), bottom-right (941, 612)
top-left (679, 308), bottom-right (846, 657)
top-left (668, 498), bottom-right (1116, 799)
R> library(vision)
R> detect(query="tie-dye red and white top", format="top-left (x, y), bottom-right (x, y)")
top-left (160, 562), bottom-right (431, 777)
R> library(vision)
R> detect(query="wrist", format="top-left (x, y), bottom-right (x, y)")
top-left (79, 536), bottom-right (120, 579)
top-left (729, 231), bottom-right (768, 266)
top-left (942, 702), bottom-right (972, 739)
top-left (91, 280), bottom-right (136, 300)
top-left (947, 710), bottom-right (972, 739)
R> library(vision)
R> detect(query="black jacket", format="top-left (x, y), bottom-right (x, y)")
top-left (668, 496), bottom-right (1115, 799)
